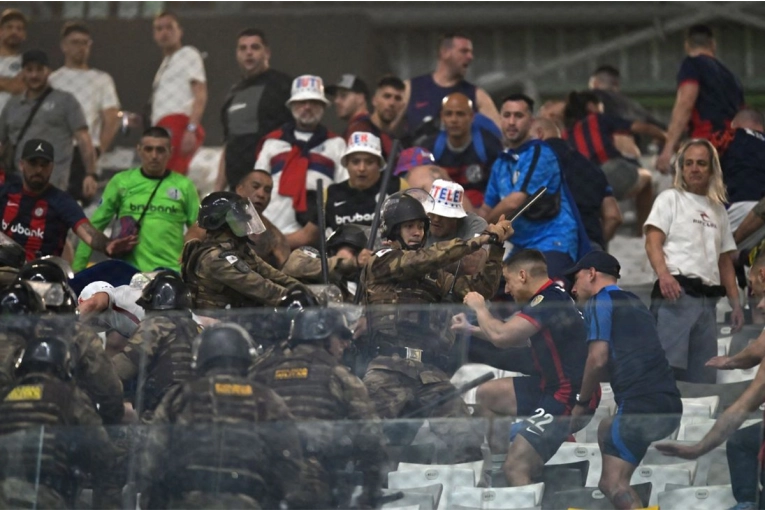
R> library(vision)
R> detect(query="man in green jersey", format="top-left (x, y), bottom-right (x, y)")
top-left (73, 126), bottom-right (203, 272)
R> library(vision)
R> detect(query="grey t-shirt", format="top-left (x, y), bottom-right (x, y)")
top-left (0, 88), bottom-right (87, 189)
top-left (426, 212), bottom-right (487, 245)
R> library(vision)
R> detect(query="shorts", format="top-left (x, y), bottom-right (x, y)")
top-left (510, 376), bottom-right (575, 463)
top-left (601, 392), bottom-right (682, 465)
top-left (601, 157), bottom-right (640, 200)
top-left (156, 114), bottom-right (206, 174)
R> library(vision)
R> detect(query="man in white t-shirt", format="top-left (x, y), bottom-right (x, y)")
top-left (49, 21), bottom-right (120, 202)
top-left (255, 75), bottom-right (347, 249)
top-left (644, 139), bottom-right (743, 383)
top-left (0, 9), bottom-right (26, 115)
top-left (150, 11), bottom-right (207, 175)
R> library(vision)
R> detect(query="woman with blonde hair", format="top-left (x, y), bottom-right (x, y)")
top-left (644, 138), bottom-right (743, 383)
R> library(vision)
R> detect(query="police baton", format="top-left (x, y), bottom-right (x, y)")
top-left (402, 372), bottom-right (495, 419)
top-left (507, 186), bottom-right (548, 223)
top-left (353, 139), bottom-right (403, 304)
top-left (316, 179), bottom-right (330, 285)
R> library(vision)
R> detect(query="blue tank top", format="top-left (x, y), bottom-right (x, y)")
top-left (406, 74), bottom-right (478, 131)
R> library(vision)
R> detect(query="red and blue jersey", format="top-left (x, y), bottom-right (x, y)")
top-left (677, 55), bottom-right (744, 139)
top-left (0, 181), bottom-right (87, 261)
top-left (569, 113), bottom-right (633, 165)
top-left (517, 280), bottom-right (588, 404)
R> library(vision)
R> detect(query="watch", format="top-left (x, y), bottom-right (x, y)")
top-left (186, 123), bottom-right (198, 133)
top-left (575, 393), bottom-right (591, 406)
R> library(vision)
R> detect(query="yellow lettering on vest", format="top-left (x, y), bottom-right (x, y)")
top-left (5, 385), bottom-right (43, 401)
top-left (214, 383), bottom-right (253, 396)
top-left (274, 368), bottom-right (308, 380)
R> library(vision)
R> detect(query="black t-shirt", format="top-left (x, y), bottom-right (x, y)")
top-left (325, 177), bottom-right (404, 231)
top-left (221, 69), bottom-right (293, 189)
top-left (710, 128), bottom-right (765, 203)
top-left (546, 138), bottom-right (612, 247)
top-left (517, 280), bottom-right (588, 403)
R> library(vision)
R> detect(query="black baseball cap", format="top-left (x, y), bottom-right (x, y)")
top-left (21, 139), bottom-right (54, 162)
top-left (564, 251), bottom-right (621, 279)
top-left (21, 49), bottom-right (49, 68)
top-left (326, 74), bottom-right (369, 98)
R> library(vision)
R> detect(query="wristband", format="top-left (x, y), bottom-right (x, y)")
top-left (186, 123), bottom-right (198, 133)
top-left (575, 393), bottom-right (591, 406)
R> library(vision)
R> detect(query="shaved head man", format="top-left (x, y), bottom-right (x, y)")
top-left (530, 117), bottom-right (561, 140)
top-left (441, 92), bottom-right (474, 147)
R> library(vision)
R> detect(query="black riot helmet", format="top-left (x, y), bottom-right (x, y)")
top-left (135, 270), bottom-right (192, 311)
top-left (18, 258), bottom-right (77, 315)
top-left (289, 307), bottom-right (353, 346)
top-left (191, 323), bottom-right (258, 375)
top-left (0, 234), bottom-right (26, 269)
top-left (18, 258), bottom-right (70, 283)
top-left (278, 284), bottom-right (319, 313)
top-left (15, 336), bottom-right (73, 380)
top-left (0, 281), bottom-right (46, 315)
top-left (198, 191), bottom-right (266, 237)
top-left (381, 189), bottom-right (434, 250)
top-left (327, 224), bottom-right (368, 256)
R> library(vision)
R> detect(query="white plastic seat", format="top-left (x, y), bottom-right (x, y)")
top-left (545, 442), bottom-right (602, 487)
top-left (398, 460), bottom-right (485, 488)
top-left (380, 484), bottom-right (443, 510)
top-left (657, 484), bottom-right (737, 510)
top-left (717, 365), bottom-right (758, 383)
top-left (717, 336), bottom-right (731, 356)
top-left (629, 462), bottom-right (697, 505)
top-left (449, 483), bottom-right (544, 509)
top-left (681, 396), bottom-right (720, 417)
top-left (389, 467), bottom-right (474, 510)
top-left (451, 364), bottom-right (502, 405)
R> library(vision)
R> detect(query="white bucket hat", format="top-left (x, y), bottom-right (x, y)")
top-left (286, 75), bottom-right (330, 106)
top-left (429, 179), bottom-right (467, 218)
top-left (341, 131), bottom-right (385, 167)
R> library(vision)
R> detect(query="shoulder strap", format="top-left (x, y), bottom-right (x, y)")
top-left (472, 125), bottom-right (487, 162)
top-left (433, 131), bottom-right (447, 160)
top-left (15, 87), bottom-right (53, 145)
top-left (136, 172), bottom-right (168, 226)
top-left (520, 142), bottom-right (543, 193)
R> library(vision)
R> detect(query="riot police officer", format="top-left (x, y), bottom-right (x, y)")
top-left (0, 232), bottom-right (26, 287)
top-left (141, 323), bottom-right (306, 509)
top-left (182, 192), bottom-right (302, 309)
top-left (18, 258), bottom-right (125, 425)
top-left (111, 271), bottom-right (200, 418)
top-left (0, 281), bottom-right (46, 391)
top-left (360, 189), bottom-right (513, 462)
top-left (281, 224), bottom-right (372, 301)
top-left (0, 337), bottom-right (115, 509)
top-left (251, 307), bottom-right (387, 508)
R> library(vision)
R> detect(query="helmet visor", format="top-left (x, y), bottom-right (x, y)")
top-left (27, 281), bottom-right (66, 307)
top-left (226, 199), bottom-right (266, 237)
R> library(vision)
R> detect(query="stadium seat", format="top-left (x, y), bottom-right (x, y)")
top-left (717, 365), bottom-right (758, 384)
top-left (629, 462), bottom-right (697, 505)
top-left (398, 460), bottom-right (485, 487)
top-left (641, 445), bottom-right (728, 487)
top-left (379, 483), bottom-right (443, 510)
top-left (449, 483), bottom-right (544, 509)
top-left (717, 336), bottom-right (731, 356)
top-left (545, 443), bottom-right (602, 487)
top-left (541, 483), bottom-right (652, 510)
top-left (388, 467), bottom-right (474, 510)
top-left (541, 462), bottom-right (587, 493)
top-left (676, 380), bottom-right (750, 411)
top-left (656, 484), bottom-right (737, 510)
top-left (681, 396), bottom-right (720, 418)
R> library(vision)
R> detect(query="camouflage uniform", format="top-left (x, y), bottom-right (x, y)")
top-left (362, 238), bottom-right (504, 462)
top-left (112, 313), bottom-right (201, 415)
top-left (0, 372), bottom-right (116, 509)
top-left (251, 343), bottom-right (387, 508)
top-left (182, 230), bottom-right (302, 310)
top-left (140, 370), bottom-right (306, 509)
top-left (281, 247), bottom-right (359, 300)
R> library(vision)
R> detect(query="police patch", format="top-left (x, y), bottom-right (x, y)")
top-left (299, 246), bottom-right (320, 258)
top-left (530, 295), bottom-right (544, 307)
top-left (214, 383), bottom-right (253, 396)
top-left (222, 253), bottom-right (251, 273)
top-left (375, 249), bottom-right (392, 257)
top-left (275, 368), bottom-right (308, 380)
top-left (5, 385), bottom-right (42, 401)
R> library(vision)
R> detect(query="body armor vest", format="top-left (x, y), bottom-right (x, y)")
top-left (143, 315), bottom-right (197, 411)
top-left (0, 375), bottom-right (74, 494)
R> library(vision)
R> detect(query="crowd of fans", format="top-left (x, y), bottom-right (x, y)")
top-left (0, 6), bottom-right (763, 510)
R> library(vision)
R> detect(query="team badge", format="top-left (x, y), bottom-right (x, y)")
top-left (34, 207), bottom-right (44, 218)
top-left (530, 295), bottom-right (544, 307)
top-left (465, 164), bottom-right (483, 183)
top-left (166, 187), bottom-right (182, 200)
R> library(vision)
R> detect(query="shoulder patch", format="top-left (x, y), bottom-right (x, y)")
top-left (375, 249), bottom-right (393, 257)
top-left (298, 246), bottom-right (320, 258)
top-left (275, 367), bottom-right (308, 380)
top-left (214, 383), bottom-right (253, 396)
top-left (530, 295), bottom-right (544, 307)
top-left (5, 385), bottom-right (42, 401)
top-left (220, 252), bottom-right (251, 273)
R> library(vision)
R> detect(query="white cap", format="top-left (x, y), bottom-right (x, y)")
top-left (429, 179), bottom-right (467, 218)
top-left (286, 75), bottom-right (330, 105)
top-left (78, 281), bottom-right (115, 302)
top-left (341, 131), bottom-right (385, 167)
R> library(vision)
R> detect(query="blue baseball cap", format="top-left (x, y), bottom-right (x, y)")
top-left (564, 251), bottom-right (621, 279)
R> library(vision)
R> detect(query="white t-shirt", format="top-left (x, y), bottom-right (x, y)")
top-left (256, 130), bottom-right (347, 234)
top-left (151, 46), bottom-right (206, 124)
top-left (644, 188), bottom-right (736, 286)
top-left (49, 67), bottom-right (120, 148)
top-left (0, 54), bottom-right (21, 114)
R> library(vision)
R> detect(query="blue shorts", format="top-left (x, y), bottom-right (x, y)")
top-left (601, 392), bottom-right (683, 465)
top-left (510, 376), bottom-right (575, 463)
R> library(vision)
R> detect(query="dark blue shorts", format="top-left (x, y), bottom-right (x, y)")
top-left (601, 392), bottom-right (683, 465)
top-left (510, 376), bottom-right (575, 463)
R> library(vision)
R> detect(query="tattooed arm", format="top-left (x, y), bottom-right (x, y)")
top-left (75, 221), bottom-right (138, 257)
